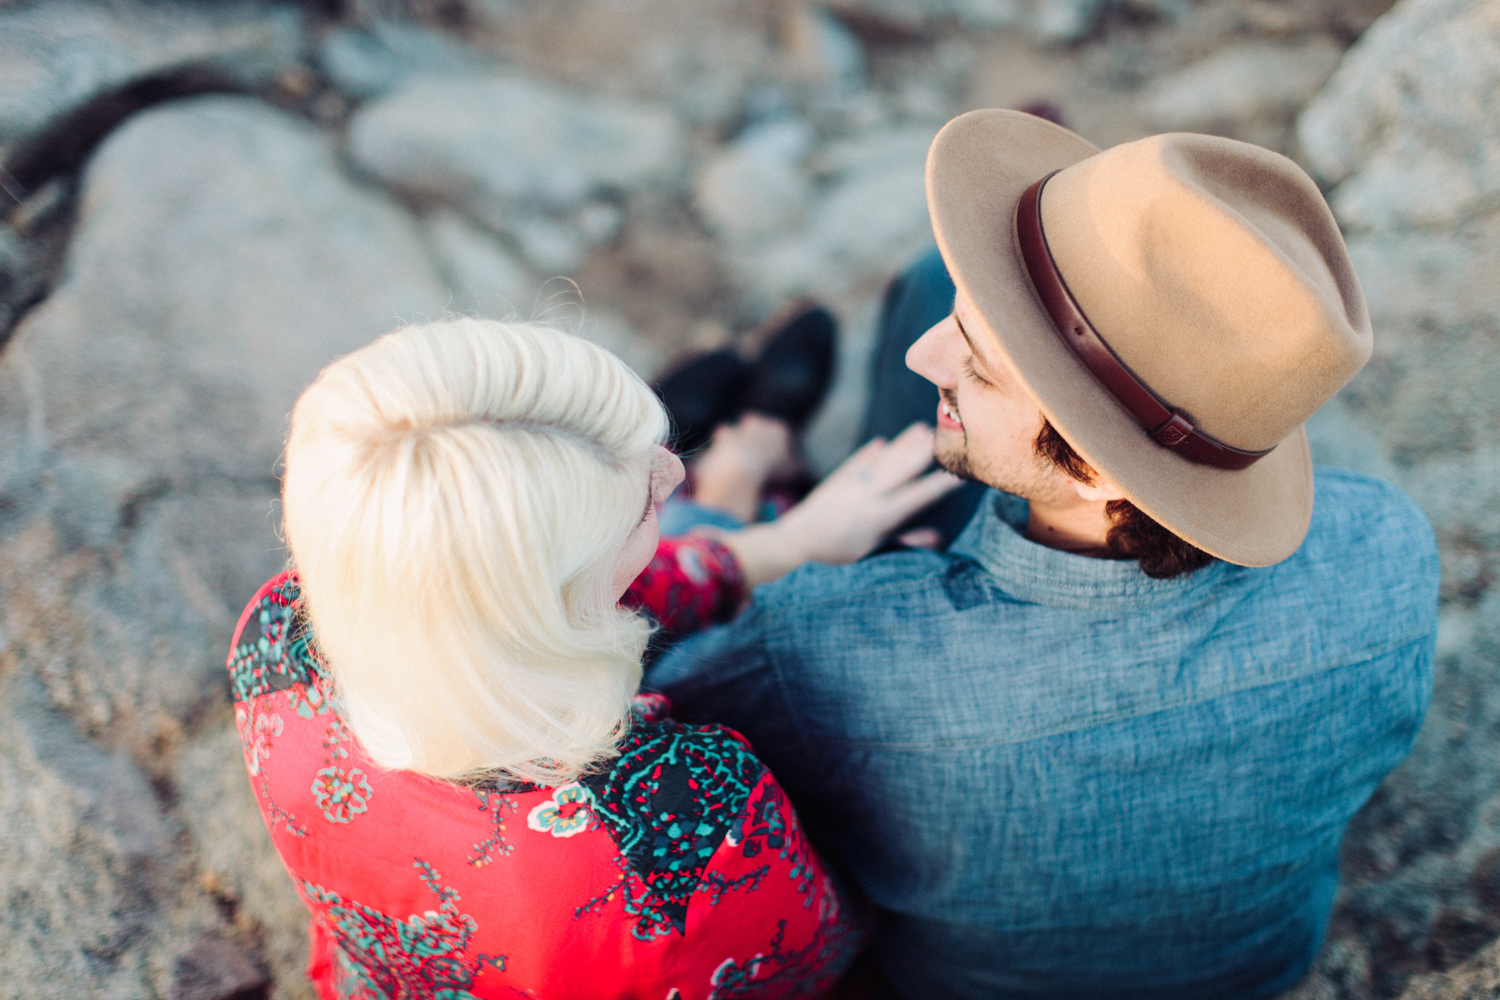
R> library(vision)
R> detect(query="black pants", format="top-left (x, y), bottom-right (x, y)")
top-left (858, 246), bottom-right (987, 547)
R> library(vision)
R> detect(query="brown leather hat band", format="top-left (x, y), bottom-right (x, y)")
top-left (1015, 172), bottom-right (1272, 472)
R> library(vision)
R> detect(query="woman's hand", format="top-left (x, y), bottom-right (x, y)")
top-left (690, 414), bottom-right (794, 524)
top-left (701, 423), bottom-right (963, 589)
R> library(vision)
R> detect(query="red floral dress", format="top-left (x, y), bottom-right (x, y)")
top-left (623, 535), bottom-right (747, 647)
top-left (228, 538), bottom-right (863, 1000)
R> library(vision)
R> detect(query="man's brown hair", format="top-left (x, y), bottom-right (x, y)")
top-left (1033, 421), bottom-right (1215, 579)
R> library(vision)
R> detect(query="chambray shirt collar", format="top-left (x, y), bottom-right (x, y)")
top-left (950, 489), bottom-right (1231, 611)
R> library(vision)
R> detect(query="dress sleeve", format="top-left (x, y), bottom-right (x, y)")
top-left (660, 767), bottom-right (870, 998)
top-left (623, 535), bottom-right (747, 639)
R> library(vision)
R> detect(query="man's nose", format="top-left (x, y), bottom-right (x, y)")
top-left (906, 314), bottom-right (960, 388)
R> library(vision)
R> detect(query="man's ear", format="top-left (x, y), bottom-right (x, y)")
top-left (1071, 473), bottom-right (1128, 504)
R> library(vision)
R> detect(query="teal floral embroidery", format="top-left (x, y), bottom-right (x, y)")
top-left (288, 668), bottom-right (336, 720)
top-left (322, 715), bottom-right (352, 761)
top-left (313, 765), bottom-right (373, 824)
top-left (468, 791), bottom-right (519, 867)
top-left (580, 718), bottom-right (763, 937)
top-left (304, 859), bottom-right (505, 1000)
top-left (245, 709), bottom-right (283, 777)
top-left (526, 782), bottom-right (595, 838)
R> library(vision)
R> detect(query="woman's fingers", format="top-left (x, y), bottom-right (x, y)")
top-left (827, 435), bottom-right (889, 480)
top-left (865, 424), bottom-right (940, 491)
top-left (887, 469), bottom-right (964, 521)
top-left (896, 527), bottom-right (943, 550)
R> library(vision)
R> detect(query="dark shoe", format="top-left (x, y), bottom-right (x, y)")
top-left (737, 301), bottom-right (838, 431)
top-left (653, 349), bottom-right (749, 454)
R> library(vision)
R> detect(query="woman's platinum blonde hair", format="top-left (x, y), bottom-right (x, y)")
top-left (282, 317), bottom-right (668, 786)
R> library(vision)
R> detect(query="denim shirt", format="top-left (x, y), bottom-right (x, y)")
top-left (648, 469), bottom-right (1438, 999)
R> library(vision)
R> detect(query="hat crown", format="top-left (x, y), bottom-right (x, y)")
top-left (1038, 133), bottom-right (1371, 452)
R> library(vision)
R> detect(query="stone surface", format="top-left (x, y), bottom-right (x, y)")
top-left (424, 207), bottom-right (539, 318)
top-left (347, 73), bottom-right (684, 272)
top-left (168, 933), bottom-right (268, 1000)
top-left (0, 672), bottom-right (175, 1000)
top-left (695, 145), bottom-right (814, 244)
top-left (717, 124), bottom-right (934, 310)
top-left (479, 0), bottom-right (777, 128)
top-left (1144, 39), bottom-right (1344, 133)
top-left (177, 721), bottom-right (310, 1000)
top-left (823, 0), bottom-right (1146, 40)
top-left (0, 93), bottom-right (451, 998)
top-left (1298, 0), bottom-right (1500, 232)
top-left (0, 0), bottom-right (303, 157)
top-left (5, 95), bottom-right (448, 493)
top-left (0, 0), bottom-right (1494, 995)
top-left (316, 22), bottom-right (486, 100)
top-left (782, 5), bottom-right (867, 96)
top-left (577, 309), bottom-right (666, 380)
top-left (1280, 0), bottom-right (1500, 995)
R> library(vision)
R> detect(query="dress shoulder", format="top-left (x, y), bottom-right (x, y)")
top-left (580, 716), bottom-right (766, 936)
top-left (226, 571), bottom-right (327, 703)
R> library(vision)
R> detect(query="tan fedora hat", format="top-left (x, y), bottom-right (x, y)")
top-left (926, 110), bottom-right (1372, 566)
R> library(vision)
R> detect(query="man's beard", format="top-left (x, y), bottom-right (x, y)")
top-left (936, 436), bottom-right (981, 482)
top-left (933, 389), bottom-right (1063, 503)
top-left (935, 390), bottom-right (983, 483)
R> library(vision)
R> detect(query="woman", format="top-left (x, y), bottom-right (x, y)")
top-left (228, 317), bottom-right (955, 999)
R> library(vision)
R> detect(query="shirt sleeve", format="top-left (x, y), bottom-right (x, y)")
top-left (623, 535), bottom-right (746, 640)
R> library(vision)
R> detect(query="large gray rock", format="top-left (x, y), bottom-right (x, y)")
top-left (718, 124), bottom-right (934, 309)
top-left (1282, 0), bottom-right (1500, 995)
top-left (177, 721), bottom-right (310, 1000)
top-left (1299, 0), bottom-right (1500, 232)
top-left (347, 74), bottom-right (685, 272)
top-left (424, 207), bottom-right (539, 318)
top-left (0, 0), bottom-right (303, 158)
top-left (3, 95), bottom-right (449, 493)
top-left (821, 0), bottom-right (1159, 40)
top-left (694, 121), bottom-right (815, 244)
top-left (1295, 0), bottom-right (1500, 602)
top-left (316, 22), bottom-right (486, 101)
top-left (0, 670), bottom-right (232, 1000)
top-left (1144, 39), bottom-right (1343, 135)
top-left (0, 94), bottom-right (451, 998)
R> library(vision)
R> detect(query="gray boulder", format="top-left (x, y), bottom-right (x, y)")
top-left (1299, 0), bottom-right (1500, 232)
top-left (0, 93), bottom-right (452, 998)
top-left (694, 121), bottom-right (815, 244)
top-left (3, 96), bottom-right (449, 494)
top-left (0, 673), bottom-right (181, 1000)
top-left (821, 0), bottom-right (1148, 40)
top-left (1295, 0), bottom-right (1500, 589)
top-left (0, 0), bottom-right (303, 158)
top-left (424, 207), bottom-right (539, 318)
top-left (717, 123), bottom-right (935, 309)
top-left (1283, 0), bottom-right (1500, 994)
top-left (316, 22), bottom-right (486, 101)
top-left (346, 74), bottom-right (685, 272)
top-left (1144, 39), bottom-right (1343, 136)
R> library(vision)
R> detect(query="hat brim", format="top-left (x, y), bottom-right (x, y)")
top-left (926, 109), bottom-right (1312, 567)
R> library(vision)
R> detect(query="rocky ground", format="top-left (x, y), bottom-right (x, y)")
top-left (0, 0), bottom-right (1495, 997)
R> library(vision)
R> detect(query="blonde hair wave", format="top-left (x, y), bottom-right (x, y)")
top-left (282, 318), bottom-right (668, 786)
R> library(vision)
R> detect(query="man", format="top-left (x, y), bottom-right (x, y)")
top-left (649, 111), bottom-right (1439, 999)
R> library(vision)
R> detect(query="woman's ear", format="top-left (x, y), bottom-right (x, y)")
top-left (1070, 472), bottom-right (1128, 504)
